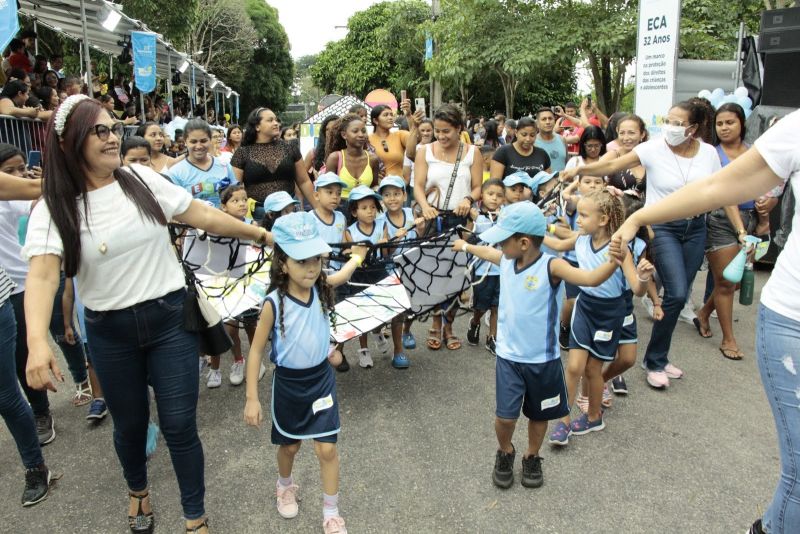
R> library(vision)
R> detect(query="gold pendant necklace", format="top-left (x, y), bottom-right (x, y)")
top-left (99, 243), bottom-right (108, 254)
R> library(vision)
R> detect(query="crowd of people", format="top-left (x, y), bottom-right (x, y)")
top-left (1, 29), bottom-right (798, 533)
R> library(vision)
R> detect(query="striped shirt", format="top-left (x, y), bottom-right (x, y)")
top-left (0, 267), bottom-right (16, 306)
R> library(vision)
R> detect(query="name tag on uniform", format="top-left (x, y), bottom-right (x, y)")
top-left (623, 314), bottom-right (634, 327)
top-left (541, 394), bottom-right (560, 410)
top-left (594, 330), bottom-right (613, 342)
top-left (312, 394), bottom-right (334, 415)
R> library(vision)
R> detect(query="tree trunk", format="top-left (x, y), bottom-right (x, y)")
top-left (495, 67), bottom-right (517, 118)
top-left (459, 82), bottom-right (470, 115)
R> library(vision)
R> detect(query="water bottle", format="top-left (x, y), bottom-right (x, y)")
top-left (739, 262), bottom-right (754, 305)
top-left (723, 247), bottom-right (747, 284)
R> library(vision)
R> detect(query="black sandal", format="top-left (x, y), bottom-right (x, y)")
top-left (186, 518), bottom-right (209, 533)
top-left (128, 492), bottom-right (154, 533)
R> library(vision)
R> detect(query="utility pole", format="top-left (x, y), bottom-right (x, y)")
top-left (430, 0), bottom-right (442, 116)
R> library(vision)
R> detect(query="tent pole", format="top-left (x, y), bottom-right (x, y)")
top-left (33, 20), bottom-right (38, 54)
top-left (203, 80), bottom-right (208, 119)
top-left (167, 50), bottom-right (174, 121)
top-left (78, 0), bottom-right (93, 93)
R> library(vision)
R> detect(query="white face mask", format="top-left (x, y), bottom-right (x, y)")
top-left (663, 124), bottom-right (690, 146)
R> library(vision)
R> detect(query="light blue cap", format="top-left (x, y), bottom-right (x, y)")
top-left (479, 201), bottom-right (546, 243)
top-left (264, 191), bottom-right (299, 213)
top-left (271, 211), bottom-right (332, 260)
top-left (503, 171), bottom-right (532, 189)
top-left (315, 172), bottom-right (348, 191)
top-left (529, 170), bottom-right (558, 190)
top-left (378, 175), bottom-right (406, 192)
top-left (348, 185), bottom-right (382, 202)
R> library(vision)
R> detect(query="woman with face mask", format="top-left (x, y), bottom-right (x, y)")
top-left (560, 100), bottom-right (720, 390)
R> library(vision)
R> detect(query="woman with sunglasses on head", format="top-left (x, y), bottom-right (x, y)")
top-left (22, 95), bottom-right (271, 534)
top-left (234, 107), bottom-right (319, 221)
top-left (561, 99), bottom-right (720, 390)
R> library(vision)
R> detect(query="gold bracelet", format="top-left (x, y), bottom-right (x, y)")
top-left (351, 254), bottom-right (363, 267)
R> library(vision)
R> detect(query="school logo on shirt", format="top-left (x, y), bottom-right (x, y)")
top-left (525, 275), bottom-right (539, 291)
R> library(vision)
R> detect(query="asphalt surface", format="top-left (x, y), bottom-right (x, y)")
top-left (0, 271), bottom-right (778, 533)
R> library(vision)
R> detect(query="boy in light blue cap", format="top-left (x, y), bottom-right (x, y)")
top-left (503, 171), bottom-right (533, 204)
top-left (262, 191), bottom-right (300, 230)
top-left (452, 201), bottom-right (625, 491)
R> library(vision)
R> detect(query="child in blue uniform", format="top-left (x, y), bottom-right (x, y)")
top-left (377, 176), bottom-right (424, 369)
top-left (261, 191), bottom-right (299, 230)
top-left (466, 178), bottom-right (505, 355)
top-left (544, 189), bottom-right (654, 446)
top-left (453, 201), bottom-right (626, 489)
top-left (503, 171), bottom-right (532, 204)
top-left (343, 185), bottom-right (387, 369)
top-left (244, 212), bottom-right (368, 534)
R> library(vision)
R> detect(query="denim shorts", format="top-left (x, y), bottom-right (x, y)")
top-left (705, 208), bottom-right (756, 253)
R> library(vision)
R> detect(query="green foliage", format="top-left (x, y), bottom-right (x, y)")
top-left (680, 0), bottom-right (763, 60)
top-left (120, 0), bottom-right (199, 44)
top-left (311, 0), bottom-right (430, 98)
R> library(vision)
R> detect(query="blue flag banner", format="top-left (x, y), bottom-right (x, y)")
top-left (425, 35), bottom-right (433, 61)
top-left (0, 0), bottom-right (19, 53)
top-left (131, 31), bottom-right (157, 94)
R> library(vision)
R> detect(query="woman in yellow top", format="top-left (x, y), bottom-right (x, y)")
top-left (369, 101), bottom-right (416, 177)
top-left (325, 114), bottom-right (381, 199)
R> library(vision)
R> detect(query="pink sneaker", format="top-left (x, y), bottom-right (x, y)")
top-left (276, 483), bottom-right (300, 519)
top-left (323, 516), bottom-right (348, 534)
top-left (575, 394), bottom-right (589, 413)
top-left (602, 383), bottom-right (613, 408)
top-left (664, 363), bottom-right (684, 379)
top-left (646, 370), bottom-right (669, 389)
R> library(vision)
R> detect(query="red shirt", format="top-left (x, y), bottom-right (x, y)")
top-left (8, 52), bottom-right (32, 73)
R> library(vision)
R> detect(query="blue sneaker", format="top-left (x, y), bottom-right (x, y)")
top-left (548, 421), bottom-right (571, 446)
top-left (392, 353), bottom-right (410, 369)
top-left (402, 332), bottom-right (416, 350)
top-left (569, 413), bottom-right (605, 435)
top-left (86, 398), bottom-right (107, 421)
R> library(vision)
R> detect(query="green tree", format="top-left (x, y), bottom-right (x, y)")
top-left (293, 55), bottom-right (324, 107)
top-left (120, 0), bottom-right (199, 44)
top-left (680, 0), bottom-right (763, 60)
top-left (311, 0), bottom-right (429, 98)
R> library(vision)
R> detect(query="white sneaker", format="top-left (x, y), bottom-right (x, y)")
top-left (640, 295), bottom-right (655, 319)
top-left (229, 361), bottom-right (245, 386)
top-left (679, 299), bottom-right (697, 324)
top-left (358, 348), bottom-right (374, 368)
top-left (710, 309), bottom-right (718, 319)
top-left (373, 332), bottom-right (390, 354)
top-left (206, 368), bottom-right (222, 388)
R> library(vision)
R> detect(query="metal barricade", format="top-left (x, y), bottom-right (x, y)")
top-left (0, 115), bottom-right (48, 158)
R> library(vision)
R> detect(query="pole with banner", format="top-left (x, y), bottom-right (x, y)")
top-left (634, 0), bottom-right (682, 137)
top-left (132, 31), bottom-right (157, 123)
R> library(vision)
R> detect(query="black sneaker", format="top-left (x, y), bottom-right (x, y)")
top-left (336, 353), bottom-right (350, 373)
top-left (521, 455), bottom-right (544, 488)
top-left (559, 324), bottom-right (570, 351)
top-left (492, 444), bottom-right (515, 489)
top-left (611, 374), bottom-right (628, 395)
top-left (22, 465), bottom-right (51, 507)
top-left (35, 413), bottom-right (55, 445)
top-left (746, 519), bottom-right (764, 534)
top-left (485, 336), bottom-right (496, 356)
top-left (467, 319), bottom-right (480, 346)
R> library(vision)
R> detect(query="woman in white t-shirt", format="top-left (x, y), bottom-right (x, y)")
top-left (414, 104), bottom-right (483, 352)
top-left (612, 109), bottom-right (800, 534)
top-left (21, 96), bottom-right (268, 534)
top-left (561, 100), bottom-right (721, 389)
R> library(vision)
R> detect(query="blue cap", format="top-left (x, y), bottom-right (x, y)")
top-left (479, 201), bottom-right (546, 243)
top-left (378, 175), bottom-right (406, 193)
top-left (264, 191), bottom-right (299, 213)
top-left (529, 170), bottom-right (557, 190)
top-left (315, 172), bottom-right (348, 191)
top-left (271, 211), bottom-right (332, 260)
top-left (348, 185), bottom-right (382, 202)
top-left (503, 171), bottom-right (532, 189)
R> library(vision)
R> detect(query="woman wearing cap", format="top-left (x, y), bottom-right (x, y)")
top-left (414, 104), bottom-right (484, 351)
top-left (232, 108), bottom-right (318, 221)
top-left (22, 95), bottom-right (271, 534)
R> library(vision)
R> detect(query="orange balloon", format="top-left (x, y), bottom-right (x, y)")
top-left (365, 89), bottom-right (398, 111)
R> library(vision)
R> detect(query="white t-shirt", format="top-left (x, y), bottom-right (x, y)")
top-left (0, 200), bottom-right (31, 293)
top-left (634, 138), bottom-right (721, 206)
top-left (754, 109), bottom-right (800, 322)
top-left (22, 164), bottom-right (193, 311)
top-left (422, 143), bottom-right (476, 210)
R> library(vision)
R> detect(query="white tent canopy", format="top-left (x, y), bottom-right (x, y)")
top-left (18, 0), bottom-right (238, 101)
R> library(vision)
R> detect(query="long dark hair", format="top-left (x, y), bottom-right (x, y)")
top-left (242, 107), bottom-right (270, 147)
top-left (43, 99), bottom-right (167, 277)
top-left (314, 114), bottom-right (340, 171)
top-left (483, 119), bottom-right (501, 148)
top-left (370, 105), bottom-right (390, 130)
top-left (325, 114), bottom-right (364, 161)
top-left (226, 124), bottom-right (242, 149)
top-left (713, 103), bottom-right (746, 144)
top-left (578, 126), bottom-right (607, 159)
top-left (267, 244), bottom-right (336, 338)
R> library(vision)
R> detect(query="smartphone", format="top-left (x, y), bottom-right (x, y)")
top-left (415, 97), bottom-right (426, 113)
top-left (400, 90), bottom-right (407, 102)
top-left (587, 94), bottom-right (592, 106)
top-left (27, 150), bottom-right (41, 169)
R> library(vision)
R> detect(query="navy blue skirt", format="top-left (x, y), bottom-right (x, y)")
top-left (569, 290), bottom-right (625, 361)
top-left (271, 360), bottom-right (340, 444)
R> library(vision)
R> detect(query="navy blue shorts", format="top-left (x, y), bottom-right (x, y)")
top-left (563, 258), bottom-right (580, 299)
top-left (495, 356), bottom-right (569, 421)
top-left (619, 290), bottom-right (637, 345)
top-left (271, 360), bottom-right (340, 445)
top-left (473, 274), bottom-right (500, 311)
top-left (569, 291), bottom-right (625, 361)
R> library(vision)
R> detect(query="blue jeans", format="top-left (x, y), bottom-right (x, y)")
top-left (0, 300), bottom-right (43, 469)
top-left (644, 217), bottom-right (706, 371)
top-left (86, 289), bottom-right (205, 520)
top-left (50, 274), bottom-right (88, 384)
top-left (757, 304), bottom-right (800, 533)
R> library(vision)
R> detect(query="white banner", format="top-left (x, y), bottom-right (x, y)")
top-left (635, 0), bottom-right (682, 137)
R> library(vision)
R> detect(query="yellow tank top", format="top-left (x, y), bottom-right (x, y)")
top-left (339, 150), bottom-right (373, 198)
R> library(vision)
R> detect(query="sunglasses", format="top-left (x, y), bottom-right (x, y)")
top-left (91, 123), bottom-right (125, 141)
top-left (381, 140), bottom-right (389, 152)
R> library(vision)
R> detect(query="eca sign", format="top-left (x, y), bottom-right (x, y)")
top-left (648, 16), bottom-right (667, 30)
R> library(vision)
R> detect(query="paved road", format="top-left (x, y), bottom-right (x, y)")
top-left (0, 271), bottom-right (777, 533)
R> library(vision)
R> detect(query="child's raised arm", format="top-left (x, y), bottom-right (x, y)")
top-left (453, 239), bottom-right (502, 266)
top-left (244, 303), bottom-right (275, 427)
top-left (327, 244), bottom-right (370, 288)
top-left (549, 244), bottom-right (627, 287)
top-left (619, 253), bottom-right (654, 297)
top-left (543, 232), bottom-right (578, 252)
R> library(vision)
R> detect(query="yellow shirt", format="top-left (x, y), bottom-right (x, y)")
top-left (369, 130), bottom-right (410, 177)
top-left (338, 150), bottom-right (374, 198)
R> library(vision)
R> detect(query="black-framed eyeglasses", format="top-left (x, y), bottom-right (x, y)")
top-left (381, 140), bottom-right (389, 152)
top-left (91, 123), bottom-right (125, 141)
